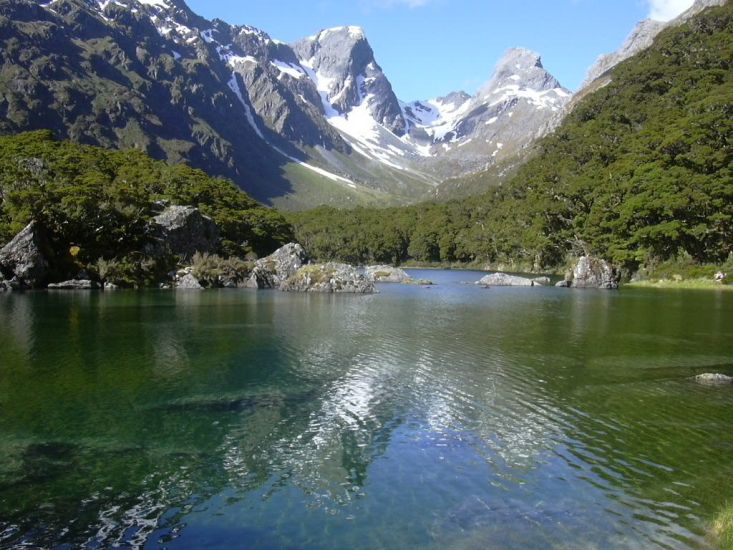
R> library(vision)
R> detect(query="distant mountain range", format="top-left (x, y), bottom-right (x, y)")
top-left (0, 0), bottom-right (724, 209)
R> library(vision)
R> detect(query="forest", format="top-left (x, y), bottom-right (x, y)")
top-left (289, 3), bottom-right (732, 275)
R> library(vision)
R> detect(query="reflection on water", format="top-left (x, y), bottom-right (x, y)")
top-left (1, 272), bottom-right (733, 548)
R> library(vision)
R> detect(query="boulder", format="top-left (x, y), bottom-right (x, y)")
top-left (148, 205), bottom-right (219, 260)
top-left (532, 276), bottom-right (551, 286)
top-left (571, 256), bottom-right (620, 289)
top-left (476, 273), bottom-right (538, 287)
top-left (176, 273), bottom-right (203, 289)
top-left (280, 263), bottom-right (374, 293)
top-left (695, 373), bottom-right (733, 385)
top-left (0, 221), bottom-right (49, 288)
top-left (104, 282), bottom-right (119, 290)
top-left (47, 279), bottom-right (101, 290)
top-left (246, 243), bottom-right (308, 289)
top-left (555, 279), bottom-right (571, 288)
top-left (365, 265), bottom-right (410, 283)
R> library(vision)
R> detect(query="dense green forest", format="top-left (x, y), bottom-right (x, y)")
top-left (289, 3), bottom-right (732, 274)
top-left (0, 131), bottom-right (292, 281)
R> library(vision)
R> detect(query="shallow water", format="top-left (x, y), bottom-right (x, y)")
top-left (1, 270), bottom-right (732, 548)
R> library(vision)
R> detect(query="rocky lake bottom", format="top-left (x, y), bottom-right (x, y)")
top-left (1, 269), bottom-right (732, 548)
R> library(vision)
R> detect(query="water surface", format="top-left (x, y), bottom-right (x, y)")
top-left (1, 270), bottom-right (732, 548)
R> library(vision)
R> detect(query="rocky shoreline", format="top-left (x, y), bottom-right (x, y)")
top-left (0, 205), bottom-right (629, 294)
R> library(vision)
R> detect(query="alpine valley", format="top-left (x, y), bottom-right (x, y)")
top-left (0, 0), bottom-right (625, 209)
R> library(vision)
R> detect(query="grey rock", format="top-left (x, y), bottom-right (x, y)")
top-left (532, 276), bottom-right (551, 286)
top-left (149, 206), bottom-right (219, 260)
top-left (571, 256), bottom-right (620, 289)
top-left (47, 279), bottom-right (101, 290)
top-left (583, 0), bottom-right (726, 88)
top-left (365, 265), bottom-right (410, 283)
top-left (104, 282), bottom-right (119, 290)
top-left (695, 373), bottom-right (733, 385)
top-left (0, 221), bottom-right (49, 289)
top-left (176, 273), bottom-right (203, 289)
top-left (583, 20), bottom-right (666, 87)
top-left (555, 280), bottom-right (571, 288)
top-left (280, 263), bottom-right (374, 293)
top-left (293, 26), bottom-right (407, 136)
top-left (476, 273), bottom-right (538, 287)
top-left (246, 243), bottom-right (308, 289)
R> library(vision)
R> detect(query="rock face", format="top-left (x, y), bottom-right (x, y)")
top-left (47, 279), bottom-right (101, 290)
top-left (476, 273), bottom-right (539, 287)
top-left (246, 243), bottom-right (308, 289)
top-left (0, 222), bottom-right (49, 289)
top-left (583, 0), bottom-right (727, 88)
top-left (280, 263), bottom-right (374, 293)
top-left (695, 373), bottom-right (733, 385)
top-left (293, 26), bottom-right (407, 136)
top-left (150, 206), bottom-right (220, 260)
top-left (365, 265), bottom-right (410, 283)
top-left (176, 273), bottom-right (204, 289)
top-left (571, 256), bottom-right (620, 289)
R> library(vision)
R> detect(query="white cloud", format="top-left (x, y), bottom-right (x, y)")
top-left (647, 0), bottom-right (695, 21)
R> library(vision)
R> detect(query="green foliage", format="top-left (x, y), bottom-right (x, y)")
top-left (190, 252), bottom-right (253, 288)
top-left (0, 131), bottom-right (293, 280)
top-left (290, 4), bottom-right (733, 273)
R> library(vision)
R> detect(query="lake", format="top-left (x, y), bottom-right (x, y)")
top-left (1, 269), bottom-right (732, 548)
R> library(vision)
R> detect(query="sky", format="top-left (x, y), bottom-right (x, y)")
top-left (185, 0), bottom-right (696, 100)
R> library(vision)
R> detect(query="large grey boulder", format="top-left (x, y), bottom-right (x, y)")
top-left (149, 205), bottom-right (219, 260)
top-left (246, 243), bottom-right (308, 289)
top-left (476, 273), bottom-right (538, 287)
top-left (365, 265), bottom-right (410, 283)
top-left (571, 256), bottom-right (620, 289)
top-left (0, 221), bottom-right (49, 289)
top-left (47, 279), bottom-right (101, 290)
top-left (280, 263), bottom-right (374, 293)
top-left (176, 273), bottom-right (203, 289)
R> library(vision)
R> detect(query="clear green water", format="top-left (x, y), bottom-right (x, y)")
top-left (1, 270), bottom-right (732, 549)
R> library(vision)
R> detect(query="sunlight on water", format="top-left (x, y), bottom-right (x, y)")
top-left (1, 271), bottom-right (732, 548)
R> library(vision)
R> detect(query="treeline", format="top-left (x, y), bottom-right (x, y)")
top-left (289, 3), bottom-right (732, 272)
top-left (0, 131), bottom-right (292, 277)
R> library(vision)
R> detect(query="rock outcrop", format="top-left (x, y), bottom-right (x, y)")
top-left (570, 256), bottom-right (620, 289)
top-left (0, 222), bottom-right (49, 289)
top-left (365, 265), bottom-right (411, 283)
top-left (176, 272), bottom-right (204, 289)
top-left (246, 243), bottom-right (308, 289)
top-left (148, 206), bottom-right (220, 260)
top-left (476, 273), bottom-right (542, 287)
top-left (280, 263), bottom-right (374, 293)
top-left (47, 279), bottom-right (101, 290)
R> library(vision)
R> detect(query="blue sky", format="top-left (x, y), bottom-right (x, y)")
top-left (185, 0), bottom-right (695, 100)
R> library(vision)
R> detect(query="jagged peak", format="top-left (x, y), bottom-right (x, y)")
top-left (312, 25), bottom-right (366, 42)
top-left (494, 48), bottom-right (544, 73)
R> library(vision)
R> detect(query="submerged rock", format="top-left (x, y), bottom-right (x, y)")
top-left (0, 221), bottom-right (49, 288)
top-left (695, 373), bottom-right (733, 385)
top-left (280, 263), bottom-right (374, 293)
top-left (246, 243), bottom-right (308, 289)
top-left (571, 256), bottom-right (620, 289)
top-left (47, 279), bottom-right (101, 290)
top-left (476, 273), bottom-right (540, 287)
top-left (148, 205), bottom-right (220, 260)
top-left (365, 265), bottom-right (411, 283)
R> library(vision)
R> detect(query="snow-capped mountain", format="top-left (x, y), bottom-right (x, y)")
top-left (393, 48), bottom-right (571, 181)
top-left (19, 0), bottom-right (573, 207)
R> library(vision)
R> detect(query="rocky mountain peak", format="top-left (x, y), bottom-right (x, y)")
top-left (293, 26), bottom-right (407, 136)
top-left (479, 48), bottom-right (562, 97)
